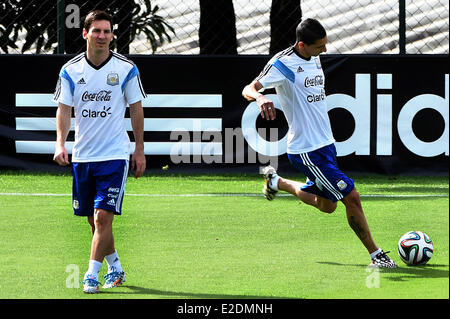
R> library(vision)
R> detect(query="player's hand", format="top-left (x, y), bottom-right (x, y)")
top-left (53, 145), bottom-right (70, 166)
top-left (131, 147), bottom-right (146, 178)
top-left (256, 95), bottom-right (276, 120)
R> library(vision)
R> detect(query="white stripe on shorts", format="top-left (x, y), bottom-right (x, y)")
top-left (116, 160), bottom-right (129, 212)
top-left (299, 153), bottom-right (344, 201)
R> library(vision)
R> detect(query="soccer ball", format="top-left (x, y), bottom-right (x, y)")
top-left (397, 231), bottom-right (434, 266)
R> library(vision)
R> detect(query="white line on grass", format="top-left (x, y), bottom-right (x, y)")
top-left (0, 192), bottom-right (448, 198)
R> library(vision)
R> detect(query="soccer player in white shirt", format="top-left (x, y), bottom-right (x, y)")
top-left (242, 18), bottom-right (396, 268)
top-left (53, 10), bottom-right (147, 293)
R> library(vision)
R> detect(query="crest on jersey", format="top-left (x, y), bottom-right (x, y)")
top-left (337, 180), bottom-right (347, 190)
top-left (106, 72), bottom-right (119, 86)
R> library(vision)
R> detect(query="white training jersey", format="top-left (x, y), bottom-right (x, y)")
top-left (256, 47), bottom-right (335, 154)
top-left (53, 51), bottom-right (146, 162)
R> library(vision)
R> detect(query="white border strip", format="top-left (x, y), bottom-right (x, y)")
top-left (16, 118), bottom-right (222, 132)
top-left (16, 94), bottom-right (56, 107)
top-left (15, 141), bottom-right (223, 155)
top-left (16, 94), bottom-right (222, 108)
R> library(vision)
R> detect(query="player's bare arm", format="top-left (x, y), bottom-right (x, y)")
top-left (242, 80), bottom-right (276, 120)
top-left (129, 101), bottom-right (146, 178)
top-left (53, 102), bottom-right (72, 166)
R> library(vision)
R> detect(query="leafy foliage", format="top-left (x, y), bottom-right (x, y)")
top-left (0, 0), bottom-right (56, 53)
top-left (128, 0), bottom-right (175, 53)
top-left (0, 0), bottom-right (174, 54)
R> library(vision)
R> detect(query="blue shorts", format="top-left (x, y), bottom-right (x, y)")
top-left (288, 144), bottom-right (354, 203)
top-left (71, 160), bottom-right (129, 216)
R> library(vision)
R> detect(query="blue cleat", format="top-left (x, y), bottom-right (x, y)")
top-left (82, 274), bottom-right (101, 294)
top-left (103, 271), bottom-right (126, 289)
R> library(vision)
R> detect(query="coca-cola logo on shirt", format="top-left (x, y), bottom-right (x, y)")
top-left (304, 75), bottom-right (324, 87)
top-left (81, 90), bottom-right (112, 102)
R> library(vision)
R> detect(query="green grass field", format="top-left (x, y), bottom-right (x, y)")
top-left (0, 172), bottom-right (448, 299)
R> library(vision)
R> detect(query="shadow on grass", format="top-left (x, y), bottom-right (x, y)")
top-left (99, 286), bottom-right (293, 298)
top-left (316, 261), bottom-right (449, 281)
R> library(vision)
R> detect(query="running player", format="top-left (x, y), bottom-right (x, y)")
top-left (242, 18), bottom-right (396, 268)
top-left (53, 10), bottom-right (147, 293)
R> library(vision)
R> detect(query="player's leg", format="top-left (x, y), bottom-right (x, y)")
top-left (341, 189), bottom-right (397, 268)
top-left (90, 208), bottom-right (115, 262)
top-left (277, 177), bottom-right (337, 213)
top-left (296, 145), bottom-right (396, 267)
top-left (315, 145), bottom-right (397, 267)
top-left (341, 188), bottom-right (377, 253)
top-left (92, 159), bottom-right (128, 288)
top-left (87, 208), bottom-right (126, 289)
top-left (87, 216), bottom-right (95, 234)
top-left (71, 163), bottom-right (103, 293)
top-left (262, 163), bottom-right (337, 213)
top-left (82, 208), bottom-right (115, 293)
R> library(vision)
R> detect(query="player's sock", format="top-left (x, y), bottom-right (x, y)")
top-left (370, 248), bottom-right (382, 259)
top-left (269, 174), bottom-right (280, 191)
top-left (105, 250), bottom-right (123, 273)
top-left (86, 260), bottom-right (103, 280)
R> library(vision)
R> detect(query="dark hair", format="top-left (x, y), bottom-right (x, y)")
top-left (295, 18), bottom-right (327, 45)
top-left (84, 10), bottom-right (113, 32)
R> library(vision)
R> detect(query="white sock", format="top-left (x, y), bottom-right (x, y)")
top-left (105, 250), bottom-right (123, 273)
top-left (370, 248), bottom-right (382, 259)
top-left (86, 260), bottom-right (103, 279)
top-left (269, 174), bottom-right (280, 191)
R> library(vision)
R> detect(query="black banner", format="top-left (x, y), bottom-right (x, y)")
top-left (0, 54), bottom-right (448, 174)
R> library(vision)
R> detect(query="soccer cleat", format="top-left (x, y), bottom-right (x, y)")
top-left (261, 165), bottom-right (278, 201)
top-left (103, 271), bottom-right (126, 289)
top-left (82, 274), bottom-right (101, 294)
top-left (370, 250), bottom-right (398, 268)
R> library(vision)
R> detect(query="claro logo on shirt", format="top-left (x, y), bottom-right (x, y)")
top-left (81, 90), bottom-right (112, 102)
top-left (82, 105), bottom-right (111, 118)
top-left (307, 88), bottom-right (326, 103)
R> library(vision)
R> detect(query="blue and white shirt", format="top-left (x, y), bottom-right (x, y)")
top-left (256, 47), bottom-right (335, 154)
top-left (53, 51), bottom-right (146, 162)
